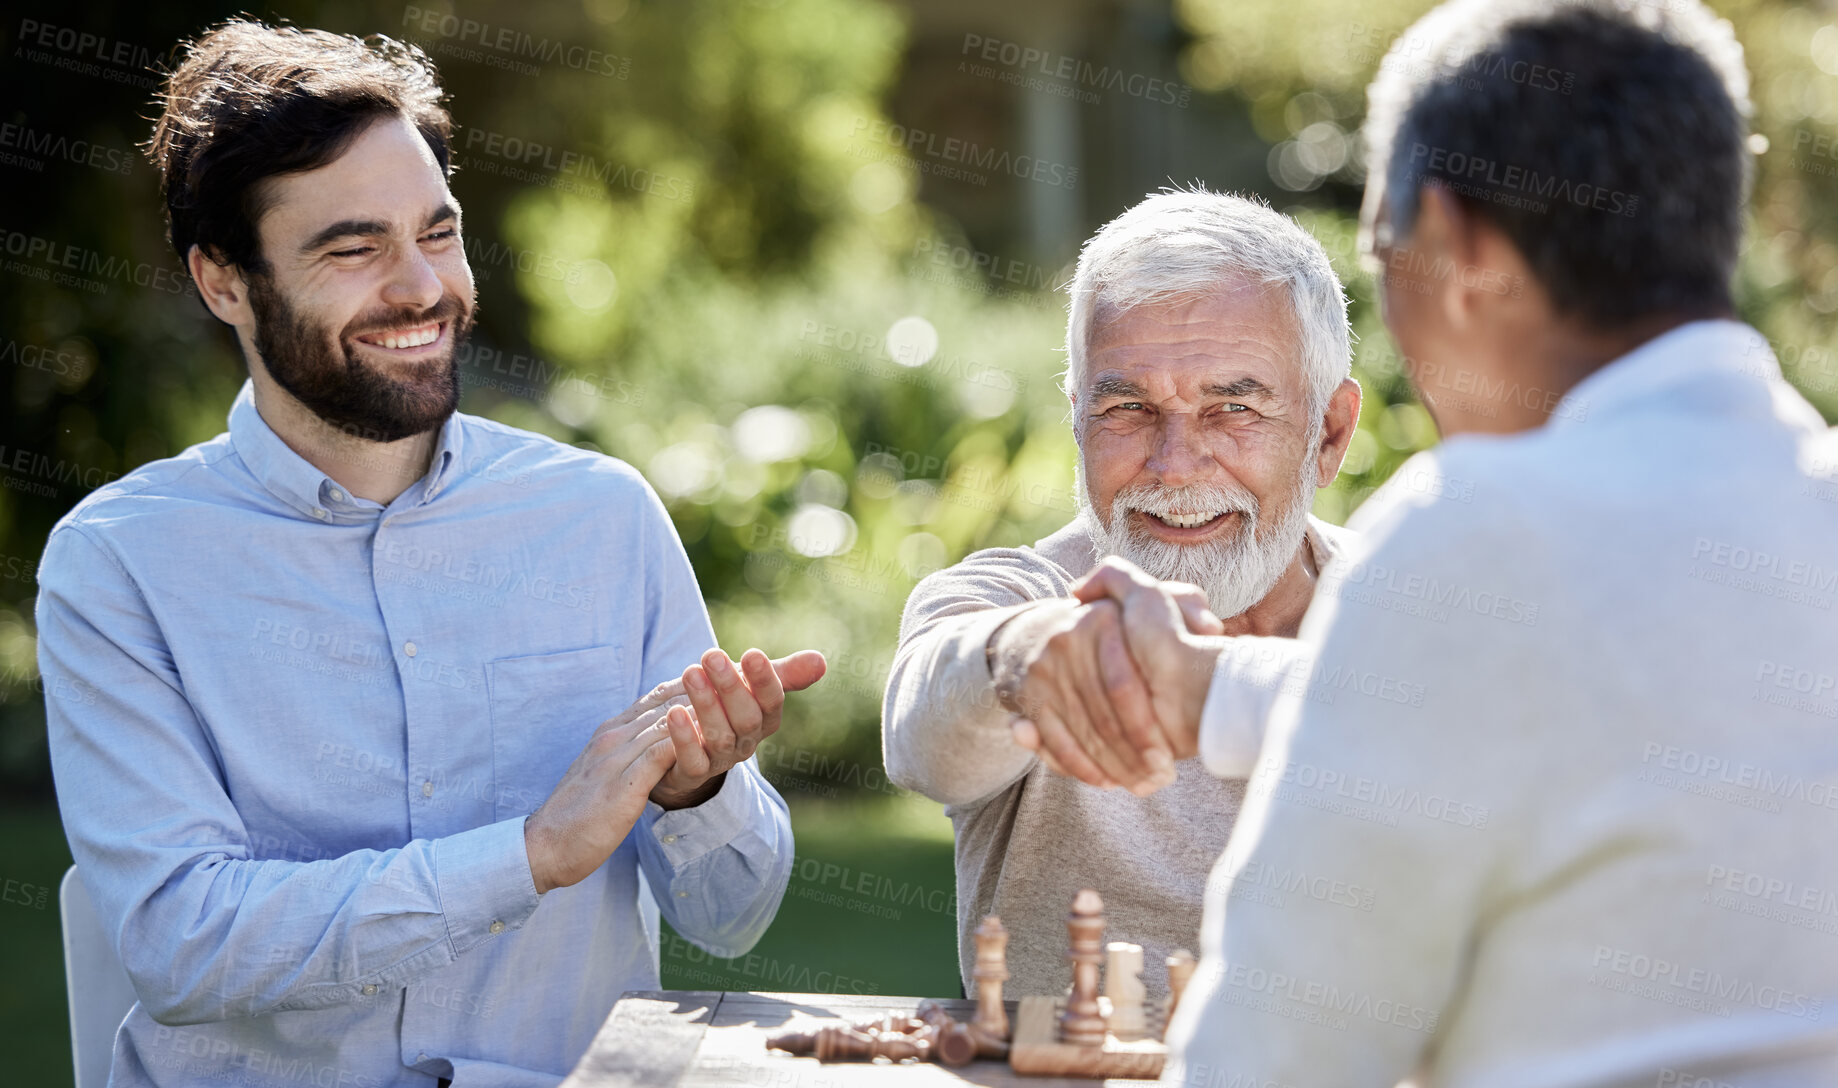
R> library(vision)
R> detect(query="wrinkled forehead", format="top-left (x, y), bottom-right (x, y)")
top-left (1085, 283), bottom-right (1305, 396)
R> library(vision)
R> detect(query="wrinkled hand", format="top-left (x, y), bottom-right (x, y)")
top-left (524, 649), bottom-right (826, 894)
top-left (653, 648), bottom-right (827, 809)
top-left (1007, 558), bottom-right (1225, 795)
top-left (991, 570), bottom-right (1222, 795)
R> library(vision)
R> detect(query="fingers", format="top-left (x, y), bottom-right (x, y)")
top-left (593, 680), bottom-right (688, 741)
top-left (664, 703), bottom-right (711, 783)
top-left (1166, 584), bottom-right (1227, 636)
top-left (1011, 714), bottom-right (1112, 789)
top-left (740, 648), bottom-right (786, 724)
top-left (624, 732), bottom-right (678, 794)
top-left (1061, 605), bottom-right (1157, 789)
top-left (1092, 609), bottom-right (1175, 788)
top-left (683, 658), bottom-right (737, 761)
top-left (769, 650), bottom-right (827, 692)
top-left (1069, 556), bottom-right (1151, 605)
top-left (702, 648), bottom-right (764, 757)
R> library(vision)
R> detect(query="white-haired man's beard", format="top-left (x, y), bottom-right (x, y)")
top-left (1078, 463), bottom-right (1316, 620)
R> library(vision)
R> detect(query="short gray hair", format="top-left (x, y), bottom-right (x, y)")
top-left (1063, 187), bottom-right (1351, 417)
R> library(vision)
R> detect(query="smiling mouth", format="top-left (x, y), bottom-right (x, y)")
top-left (1139, 510), bottom-right (1236, 532)
top-left (353, 321), bottom-right (444, 352)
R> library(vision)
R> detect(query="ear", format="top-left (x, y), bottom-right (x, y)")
top-left (188, 245), bottom-right (255, 328)
top-left (1314, 377), bottom-right (1363, 486)
top-left (1406, 186), bottom-right (1477, 331)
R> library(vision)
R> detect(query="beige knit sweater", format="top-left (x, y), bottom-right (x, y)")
top-left (881, 516), bottom-right (1349, 999)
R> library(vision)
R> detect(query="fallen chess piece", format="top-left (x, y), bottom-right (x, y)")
top-left (766, 1003), bottom-right (978, 1068)
top-left (767, 1024), bottom-right (931, 1063)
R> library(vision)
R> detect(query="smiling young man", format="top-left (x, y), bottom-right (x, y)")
top-left (36, 20), bottom-right (821, 1087)
top-left (880, 188), bottom-right (1361, 998)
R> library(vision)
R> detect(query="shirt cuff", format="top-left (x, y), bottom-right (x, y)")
top-left (1199, 637), bottom-right (1309, 779)
top-left (431, 817), bottom-right (543, 955)
top-left (644, 759), bottom-right (765, 868)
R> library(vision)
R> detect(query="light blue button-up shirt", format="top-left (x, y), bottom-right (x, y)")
top-left (38, 382), bottom-right (793, 1087)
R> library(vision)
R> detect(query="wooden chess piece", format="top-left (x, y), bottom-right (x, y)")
top-left (971, 914), bottom-right (1011, 1045)
top-left (912, 1000), bottom-right (977, 1067)
top-left (767, 1024), bottom-right (929, 1063)
top-left (1058, 889), bottom-right (1108, 1046)
top-left (1104, 942), bottom-right (1147, 1040)
top-left (1164, 949), bottom-right (1197, 1040)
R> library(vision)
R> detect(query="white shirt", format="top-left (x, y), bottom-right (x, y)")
top-left (1176, 321), bottom-right (1838, 1087)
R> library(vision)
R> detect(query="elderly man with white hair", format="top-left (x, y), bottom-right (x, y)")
top-left (880, 188), bottom-right (1361, 997)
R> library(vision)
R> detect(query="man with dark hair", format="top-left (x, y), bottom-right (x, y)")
top-left (1007, 1), bottom-right (1838, 1083)
top-left (37, 20), bottom-right (820, 1087)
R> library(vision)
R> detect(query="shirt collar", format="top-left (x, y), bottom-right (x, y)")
top-left (1546, 319), bottom-right (1775, 430)
top-left (227, 380), bottom-right (466, 520)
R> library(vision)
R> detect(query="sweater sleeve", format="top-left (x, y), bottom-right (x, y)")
top-left (881, 548), bottom-right (1073, 808)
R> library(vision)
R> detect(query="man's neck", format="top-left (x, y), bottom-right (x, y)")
top-left (248, 372), bottom-right (439, 505)
top-left (1218, 542), bottom-right (1316, 638)
top-left (1434, 309), bottom-right (1729, 436)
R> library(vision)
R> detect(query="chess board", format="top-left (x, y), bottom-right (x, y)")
top-left (1007, 997), bottom-right (1167, 1079)
top-left (726, 889), bottom-right (1193, 1082)
top-left (560, 991), bottom-right (1162, 1087)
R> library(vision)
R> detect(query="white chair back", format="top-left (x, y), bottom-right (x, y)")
top-left (60, 866), bottom-right (137, 1088)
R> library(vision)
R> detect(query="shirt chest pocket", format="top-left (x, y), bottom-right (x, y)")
top-left (487, 644), bottom-right (631, 821)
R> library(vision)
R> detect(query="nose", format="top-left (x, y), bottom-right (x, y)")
top-left (380, 244), bottom-right (445, 313)
top-left (1145, 413), bottom-right (1214, 488)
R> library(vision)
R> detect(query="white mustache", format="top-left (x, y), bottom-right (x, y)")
top-left (1115, 482), bottom-right (1259, 521)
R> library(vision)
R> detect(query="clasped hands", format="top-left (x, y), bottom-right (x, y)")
top-left (990, 558), bottom-right (1226, 796)
top-left (525, 647), bottom-right (825, 894)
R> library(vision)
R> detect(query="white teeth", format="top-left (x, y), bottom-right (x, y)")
top-left (366, 324), bottom-right (439, 350)
top-left (1154, 511), bottom-right (1221, 529)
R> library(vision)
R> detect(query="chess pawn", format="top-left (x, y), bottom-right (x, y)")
top-left (1104, 942), bottom-right (1147, 1040)
top-left (1058, 889), bottom-right (1108, 1046)
top-left (1164, 949), bottom-right (1197, 1039)
top-left (971, 914), bottom-right (1011, 1042)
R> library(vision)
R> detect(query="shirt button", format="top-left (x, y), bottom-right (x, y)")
top-left (328, 487), bottom-right (346, 503)
top-left (362, 984), bottom-right (378, 996)
top-left (489, 920), bottom-right (505, 935)
top-left (312, 508), bottom-right (328, 520)
top-left (404, 641), bottom-right (418, 657)
top-left (422, 780), bottom-right (434, 798)
top-left (661, 834), bottom-right (678, 844)
top-left (416, 1053), bottom-right (428, 1063)
top-left (676, 890), bottom-right (689, 898)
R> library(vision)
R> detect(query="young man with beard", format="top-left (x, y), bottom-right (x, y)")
top-left (37, 20), bottom-right (821, 1087)
top-left (880, 189), bottom-right (1362, 998)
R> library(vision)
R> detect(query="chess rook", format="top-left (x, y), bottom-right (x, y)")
top-left (1058, 889), bottom-right (1108, 1046)
top-left (1164, 949), bottom-right (1197, 1039)
top-left (1105, 942), bottom-right (1147, 1040)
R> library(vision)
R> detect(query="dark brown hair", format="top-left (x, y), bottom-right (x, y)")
top-left (145, 19), bottom-right (453, 275)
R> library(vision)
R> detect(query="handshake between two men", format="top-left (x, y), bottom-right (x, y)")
top-left (990, 558), bottom-right (1239, 797)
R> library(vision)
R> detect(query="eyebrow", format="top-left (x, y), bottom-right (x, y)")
top-left (299, 201), bottom-right (459, 254)
top-left (1087, 374), bottom-right (1277, 401)
top-left (1202, 377), bottom-right (1277, 400)
top-left (1089, 376), bottom-right (1149, 400)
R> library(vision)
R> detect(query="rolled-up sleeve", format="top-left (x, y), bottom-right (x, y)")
top-left (39, 524), bottom-right (542, 1027)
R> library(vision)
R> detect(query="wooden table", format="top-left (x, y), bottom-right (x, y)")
top-left (561, 992), bottom-right (1160, 1087)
